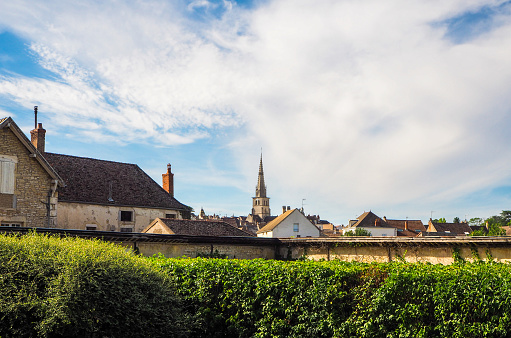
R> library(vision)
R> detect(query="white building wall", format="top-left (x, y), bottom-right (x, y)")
top-left (261, 210), bottom-right (321, 238)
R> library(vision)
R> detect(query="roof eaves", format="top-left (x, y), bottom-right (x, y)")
top-left (0, 117), bottom-right (65, 187)
top-left (257, 209), bottom-right (295, 233)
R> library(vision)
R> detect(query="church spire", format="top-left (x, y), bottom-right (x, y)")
top-left (256, 153), bottom-right (267, 198)
top-left (252, 151), bottom-right (270, 219)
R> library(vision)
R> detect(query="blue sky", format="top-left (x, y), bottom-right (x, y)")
top-left (2, 0), bottom-right (511, 225)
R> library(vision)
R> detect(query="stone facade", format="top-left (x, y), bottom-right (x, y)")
top-left (56, 202), bottom-right (181, 233)
top-left (0, 123), bottom-right (59, 227)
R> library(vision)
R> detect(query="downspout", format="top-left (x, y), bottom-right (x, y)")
top-left (47, 180), bottom-right (58, 228)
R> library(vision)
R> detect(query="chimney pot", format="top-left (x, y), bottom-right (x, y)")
top-left (282, 206), bottom-right (286, 214)
top-left (162, 163), bottom-right (174, 197)
top-left (404, 220), bottom-right (409, 231)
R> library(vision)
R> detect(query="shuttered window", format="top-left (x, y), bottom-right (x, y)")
top-left (0, 158), bottom-right (15, 194)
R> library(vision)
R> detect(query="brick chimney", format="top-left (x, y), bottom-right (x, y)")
top-left (31, 123), bottom-right (46, 153)
top-left (162, 163), bottom-right (174, 197)
top-left (30, 106), bottom-right (46, 153)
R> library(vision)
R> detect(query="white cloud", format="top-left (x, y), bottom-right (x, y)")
top-left (1, 0), bottom-right (511, 222)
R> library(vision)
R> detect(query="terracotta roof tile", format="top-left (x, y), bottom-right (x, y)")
top-left (353, 211), bottom-right (385, 227)
top-left (44, 153), bottom-right (189, 210)
top-left (386, 219), bottom-right (426, 232)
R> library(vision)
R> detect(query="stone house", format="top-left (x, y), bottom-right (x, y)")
top-left (343, 211), bottom-right (425, 237)
top-left (44, 153), bottom-right (192, 233)
top-left (143, 218), bottom-right (254, 236)
top-left (257, 207), bottom-right (321, 238)
top-left (4, 113), bottom-right (191, 232)
top-left (0, 117), bottom-right (64, 227)
top-left (343, 211), bottom-right (397, 236)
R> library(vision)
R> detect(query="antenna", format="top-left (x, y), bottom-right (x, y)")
top-left (34, 106), bottom-right (38, 129)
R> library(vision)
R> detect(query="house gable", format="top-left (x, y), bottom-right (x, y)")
top-left (0, 117), bottom-right (63, 227)
top-left (143, 218), bottom-right (254, 237)
top-left (257, 209), bottom-right (321, 238)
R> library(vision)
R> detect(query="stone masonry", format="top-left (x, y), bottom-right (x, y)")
top-left (0, 127), bottom-right (56, 227)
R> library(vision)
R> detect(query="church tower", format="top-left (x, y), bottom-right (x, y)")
top-left (252, 153), bottom-right (270, 219)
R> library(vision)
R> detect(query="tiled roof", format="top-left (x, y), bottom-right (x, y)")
top-left (44, 153), bottom-right (189, 210)
top-left (353, 211), bottom-right (386, 227)
top-left (397, 229), bottom-right (420, 237)
top-left (257, 209), bottom-right (294, 233)
top-left (0, 117), bottom-right (7, 124)
top-left (429, 222), bottom-right (472, 235)
top-left (386, 219), bottom-right (426, 232)
top-left (152, 218), bottom-right (254, 237)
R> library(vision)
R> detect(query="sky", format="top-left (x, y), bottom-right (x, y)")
top-left (1, 0), bottom-right (511, 225)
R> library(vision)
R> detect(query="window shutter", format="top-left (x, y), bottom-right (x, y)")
top-left (0, 161), bottom-right (15, 194)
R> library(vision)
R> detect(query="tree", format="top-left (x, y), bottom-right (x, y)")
top-left (344, 228), bottom-right (372, 236)
top-left (485, 216), bottom-right (506, 236)
top-left (469, 217), bottom-right (483, 227)
top-left (453, 217), bottom-right (460, 223)
top-left (469, 211), bottom-right (507, 237)
top-left (432, 218), bottom-right (446, 223)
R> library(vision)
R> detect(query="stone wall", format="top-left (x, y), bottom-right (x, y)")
top-left (279, 237), bottom-right (511, 264)
top-left (134, 242), bottom-right (276, 260)
top-left (0, 128), bottom-right (54, 227)
top-left (3, 227), bottom-right (511, 264)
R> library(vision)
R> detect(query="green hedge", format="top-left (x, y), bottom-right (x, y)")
top-left (0, 233), bottom-right (187, 338)
top-left (151, 256), bottom-right (511, 338)
top-left (3, 233), bottom-right (511, 337)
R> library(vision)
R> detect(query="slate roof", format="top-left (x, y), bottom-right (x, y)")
top-left (44, 152), bottom-right (189, 210)
top-left (145, 218), bottom-right (255, 237)
top-left (428, 221), bottom-right (472, 235)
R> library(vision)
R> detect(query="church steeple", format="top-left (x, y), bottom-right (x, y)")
top-left (252, 152), bottom-right (270, 219)
top-left (255, 153), bottom-right (267, 198)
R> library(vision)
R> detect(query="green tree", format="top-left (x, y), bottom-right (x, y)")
top-left (344, 228), bottom-right (372, 236)
top-left (453, 217), bottom-right (460, 223)
top-left (469, 217), bottom-right (483, 227)
top-left (470, 211), bottom-right (508, 236)
top-left (485, 216), bottom-right (506, 236)
top-left (432, 218), bottom-right (447, 223)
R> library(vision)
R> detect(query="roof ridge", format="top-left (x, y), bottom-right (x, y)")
top-left (45, 152), bottom-right (137, 166)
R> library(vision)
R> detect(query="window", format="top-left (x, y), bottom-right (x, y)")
top-left (293, 223), bottom-right (299, 232)
top-left (85, 224), bottom-right (97, 231)
top-left (120, 211), bottom-right (133, 222)
top-left (120, 227), bottom-right (133, 233)
top-left (1, 222), bottom-right (23, 227)
top-left (0, 157), bottom-right (15, 194)
top-left (165, 214), bottom-right (176, 219)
